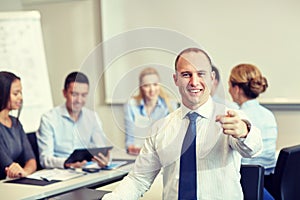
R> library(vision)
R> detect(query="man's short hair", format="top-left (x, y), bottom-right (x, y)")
top-left (174, 47), bottom-right (212, 70)
top-left (64, 71), bottom-right (89, 90)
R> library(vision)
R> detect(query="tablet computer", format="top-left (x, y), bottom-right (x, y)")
top-left (65, 146), bottom-right (113, 164)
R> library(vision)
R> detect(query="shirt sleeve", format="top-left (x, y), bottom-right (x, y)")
top-left (0, 120), bottom-right (35, 179)
top-left (229, 110), bottom-right (263, 158)
top-left (124, 103), bottom-right (135, 147)
top-left (19, 125), bottom-right (35, 162)
top-left (0, 143), bottom-right (13, 179)
top-left (37, 113), bottom-right (66, 169)
top-left (102, 132), bottom-right (161, 200)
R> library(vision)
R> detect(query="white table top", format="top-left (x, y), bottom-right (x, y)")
top-left (0, 149), bottom-right (135, 200)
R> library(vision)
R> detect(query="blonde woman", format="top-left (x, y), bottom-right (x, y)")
top-left (124, 67), bottom-right (177, 155)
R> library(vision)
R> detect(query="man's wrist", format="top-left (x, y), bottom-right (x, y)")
top-left (242, 119), bottom-right (251, 135)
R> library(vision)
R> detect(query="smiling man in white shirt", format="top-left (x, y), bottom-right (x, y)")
top-left (103, 47), bottom-right (262, 200)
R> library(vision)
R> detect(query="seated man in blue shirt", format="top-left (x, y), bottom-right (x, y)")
top-left (37, 71), bottom-right (110, 169)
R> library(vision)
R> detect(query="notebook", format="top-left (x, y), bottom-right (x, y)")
top-left (4, 177), bottom-right (59, 186)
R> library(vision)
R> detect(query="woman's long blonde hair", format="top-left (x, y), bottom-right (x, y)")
top-left (133, 67), bottom-right (174, 112)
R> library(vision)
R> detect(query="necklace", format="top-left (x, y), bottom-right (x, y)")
top-left (0, 116), bottom-right (11, 125)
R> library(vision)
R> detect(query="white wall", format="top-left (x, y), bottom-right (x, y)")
top-left (101, 0), bottom-right (300, 105)
top-left (273, 110), bottom-right (300, 150)
top-left (23, 0), bottom-right (103, 106)
top-left (1, 0), bottom-right (299, 150)
top-left (0, 0), bottom-right (22, 11)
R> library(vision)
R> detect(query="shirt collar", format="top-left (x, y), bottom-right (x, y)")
top-left (180, 96), bottom-right (214, 119)
top-left (240, 99), bottom-right (259, 109)
top-left (59, 104), bottom-right (70, 118)
top-left (139, 96), bottom-right (164, 108)
top-left (60, 103), bottom-right (83, 121)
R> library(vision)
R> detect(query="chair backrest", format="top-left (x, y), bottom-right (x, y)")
top-left (272, 144), bottom-right (300, 200)
top-left (240, 164), bottom-right (265, 200)
top-left (26, 132), bottom-right (43, 170)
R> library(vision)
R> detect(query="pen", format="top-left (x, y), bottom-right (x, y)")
top-left (40, 176), bottom-right (50, 182)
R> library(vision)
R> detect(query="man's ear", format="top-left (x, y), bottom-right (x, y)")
top-left (211, 70), bottom-right (216, 81)
top-left (173, 73), bottom-right (178, 85)
top-left (63, 89), bottom-right (67, 98)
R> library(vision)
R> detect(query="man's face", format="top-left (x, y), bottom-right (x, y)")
top-left (63, 82), bottom-right (89, 114)
top-left (173, 51), bottom-right (214, 110)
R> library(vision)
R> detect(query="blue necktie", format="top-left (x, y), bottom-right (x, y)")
top-left (178, 112), bottom-right (199, 200)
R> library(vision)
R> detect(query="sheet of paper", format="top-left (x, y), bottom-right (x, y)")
top-left (103, 161), bottom-right (128, 170)
top-left (83, 161), bottom-right (128, 171)
top-left (27, 168), bottom-right (85, 181)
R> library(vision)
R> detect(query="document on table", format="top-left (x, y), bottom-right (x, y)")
top-left (82, 160), bottom-right (129, 171)
top-left (27, 168), bottom-right (86, 181)
top-left (103, 160), bottom-right (128, 170)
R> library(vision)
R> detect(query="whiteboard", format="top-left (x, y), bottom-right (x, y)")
top-left (100, 0), bottom-right (300, 105)
top-left (0, 11), bottom-right (53, 132)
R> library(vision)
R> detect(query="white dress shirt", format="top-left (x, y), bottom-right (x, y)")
top-left (103, 97), bottom-right (262, 200)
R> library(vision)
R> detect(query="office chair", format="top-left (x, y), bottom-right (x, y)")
top-left (264, 144), bottom-right (300, 200)
top-left (240, 164), bottom-right (265, 200)
top-left (27, 132), bottom-right (43, 170)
